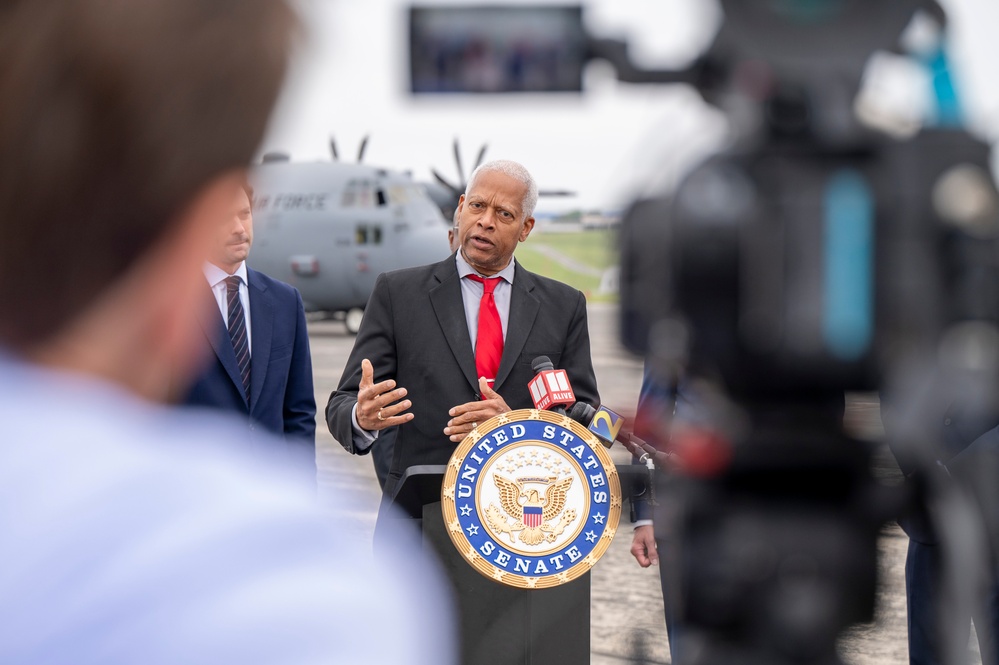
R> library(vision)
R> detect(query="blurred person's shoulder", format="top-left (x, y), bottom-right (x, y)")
top-left (0, 354), bottom-right (456, 665)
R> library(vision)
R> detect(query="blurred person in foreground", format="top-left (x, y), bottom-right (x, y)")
top-left (182, 183), bottom-right (317, 451)
top-left (0, 1), bottom-right (454, 663)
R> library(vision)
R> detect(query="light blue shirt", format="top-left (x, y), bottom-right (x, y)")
top-left (0, 354), bottom-right (456, 664)
top-left (455, 249), bottom-right (515, 349)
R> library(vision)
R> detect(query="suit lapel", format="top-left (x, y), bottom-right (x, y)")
top-left (196, 282), bottom-right (247, 405)
top-left (429, 258), bottom-right (479, 393)
top-left (495, 261), bottom-right (539, 393)
top-left (247, 268), bottom-right (272, 411)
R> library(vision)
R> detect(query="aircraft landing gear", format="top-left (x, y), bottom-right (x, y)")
top-left (344, 307), bottom-right (364, 335)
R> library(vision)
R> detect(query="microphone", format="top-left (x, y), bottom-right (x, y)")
top-left (528, 355), bottom-right (575, 416)
top-left (568, 402), bottom-right (664, 512)
top-left (568, 401), bottom-right (668, 465)
top-left (567, 402), bottom-right (626, 449)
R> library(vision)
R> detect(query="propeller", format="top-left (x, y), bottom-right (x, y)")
top-left (357, 134), bottom-right (369, 163)
top-left (433, 137), bottom-right (488, 197)
top-left (453, 138), bottom-right (465, 188)
top-left (425, 137), bottom-right (575, 220)
top-left (473, 143), bottom-right (488, 172)
top-left (431, 169), bottom-right (462, 197)
top-left (329, 134), bottom-right (370, 163)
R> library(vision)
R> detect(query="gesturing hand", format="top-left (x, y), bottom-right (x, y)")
top-left (444, 376), bottom-right (511, 443)
top-left (356, 358), bottom-right (413, 431)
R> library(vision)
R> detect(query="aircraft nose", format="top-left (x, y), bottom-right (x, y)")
top-left (406, 223), bottom-right (452, 265)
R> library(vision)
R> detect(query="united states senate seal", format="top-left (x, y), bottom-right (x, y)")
top-left (441, 408), bottom-right (621, 588)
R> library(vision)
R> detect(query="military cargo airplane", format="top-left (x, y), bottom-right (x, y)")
top-left (248, 153), bottom-right (450, 334)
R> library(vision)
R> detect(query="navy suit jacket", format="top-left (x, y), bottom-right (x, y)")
top-left (326, 254), bottom-right (599, 511)
top-left (631, 363), bottom-right (677, 525)
top-left (184, 267), bottom-right (316, 446)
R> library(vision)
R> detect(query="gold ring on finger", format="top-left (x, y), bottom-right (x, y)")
top-left (377, 409), bottom-right (385, 422)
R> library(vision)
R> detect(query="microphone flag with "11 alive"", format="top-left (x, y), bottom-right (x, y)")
top-left (528, 355), bottom-right (575, 412)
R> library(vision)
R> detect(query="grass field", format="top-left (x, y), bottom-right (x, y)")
top-left (516, 228), bottom-right (619, 302)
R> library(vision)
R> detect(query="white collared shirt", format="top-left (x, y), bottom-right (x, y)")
top-left (203, 261), bottom-right (252, 353)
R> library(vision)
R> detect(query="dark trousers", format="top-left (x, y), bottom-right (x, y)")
top-left (656, 536), bottom-right (682, 663)
top-left (906, 538), bottom-right (999, 665)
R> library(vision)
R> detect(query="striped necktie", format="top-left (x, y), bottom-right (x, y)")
top-left (465, 274), bottom-right (503, 395)
top-left (225, 275), bottom-right (251, 403)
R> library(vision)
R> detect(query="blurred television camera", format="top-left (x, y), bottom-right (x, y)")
top-left (409, 2), bottom-right (999, 663)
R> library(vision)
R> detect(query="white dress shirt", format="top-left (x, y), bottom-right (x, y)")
top-left (203, 261), bottom-right (252, 353)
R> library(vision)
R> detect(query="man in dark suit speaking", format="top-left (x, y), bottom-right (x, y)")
top-left (326, 159), bottom-right (599, 517)
top-left (184, 184), bottom-right (316, 447)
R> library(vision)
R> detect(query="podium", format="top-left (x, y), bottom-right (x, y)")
top-left (392, 465), bottom-right (591, 665)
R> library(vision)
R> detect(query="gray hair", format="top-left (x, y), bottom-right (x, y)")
top-left (465, 159), bottom-right (539, 220)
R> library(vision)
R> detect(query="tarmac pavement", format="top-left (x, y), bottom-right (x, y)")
top-left (306, 303), bottom-right (966, 664)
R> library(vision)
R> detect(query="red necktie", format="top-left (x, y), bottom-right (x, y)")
top-left (465, 274), bottom-right (504, 393)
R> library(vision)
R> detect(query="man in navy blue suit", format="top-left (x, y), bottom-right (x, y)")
top-left (183, 185), bottom-right (316, 448)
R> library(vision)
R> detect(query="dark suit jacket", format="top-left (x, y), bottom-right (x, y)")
top-left (631, 363), bottom-right (677, 525)
top-left (184, 267), bottom-right (316, 446)
top-left (887, 398), bottom-right (999, 544)
top-left (326, 254), bottom-right (599, 507)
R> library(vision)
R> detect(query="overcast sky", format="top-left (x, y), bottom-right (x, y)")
top-left (259, 0), bottom-right (999, 215)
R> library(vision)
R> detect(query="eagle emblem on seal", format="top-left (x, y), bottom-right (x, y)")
top-left (485, 474), bottom-right (578, 546)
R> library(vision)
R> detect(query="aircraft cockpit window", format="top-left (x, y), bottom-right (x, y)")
top-left (355, 224), bottom-right (384, 245)
top-left (343, 180), bottom-right (380, 208)
top-left (361, 185), bottom-right (375, 207)
top-left (388, 185), bottom-right (423, 205)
